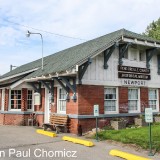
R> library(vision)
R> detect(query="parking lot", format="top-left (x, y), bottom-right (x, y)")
top-left (0, 126), bottom-right (159, 160)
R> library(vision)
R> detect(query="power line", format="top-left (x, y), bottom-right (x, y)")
top-left (3, 19), bottom-right (87, 41)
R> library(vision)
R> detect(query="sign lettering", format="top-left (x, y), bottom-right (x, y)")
top-left (118, 72), bottom-right (151, 80)
top-left (122, 79), bottom-right (147, 87)
top-left (94, 105), bottom-right (99, 117)
top-left (118, 65), bottom-right (150, 74)
top-left (145, 108), bottom-right (153, 123)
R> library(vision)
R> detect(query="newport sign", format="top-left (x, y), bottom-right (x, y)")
top-left (122, 79), bottom-right (147, 87)
top-left (118, 65), bottom-right (151, 87)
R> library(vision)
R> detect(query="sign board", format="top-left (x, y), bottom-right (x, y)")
top-left (34, 92), bottom-right (41, 105)
top-left (145, 108), bottom-right (153, 123)
top-left (94, 105), bottom-right (99, 117)
top-left (121, 79), bottom-right (147, 87)
top-left (118, 65), bottom-right (150, 74)
top-left (118, 72), bottom-right (151, 80)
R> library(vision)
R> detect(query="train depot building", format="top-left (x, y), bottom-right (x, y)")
top-left (0, 29), bottom-right (160, 134)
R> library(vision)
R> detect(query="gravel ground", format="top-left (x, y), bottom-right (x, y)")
top-left (0, 126), bottom-right (159, 160)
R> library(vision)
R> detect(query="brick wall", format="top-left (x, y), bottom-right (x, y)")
top-left (4, 89), bottom-right (9, 111)
top-left (35, 114), bottom-right (44, 127)
top-left (119, 87), bottom-right (128, 113)
top-left (51, 87), bottom-right (57, 113)
top-left (78, 85), bottom-right (104, 115)
top-left (66, 91), bottom-right (78, 114)
top-left (0, 114), bottom-right (4, 125)
top-left (34, 88), bottom-right (45, 112)
top-left (21, 88), bottom-right (27, 111)
top-left (79, 118), bottom-right (111, 133)
top-left (69, 118), bottom-right (78, 134)
top-left (4, 114), bottom-right (24, 125)
top-left (140, 88), bottom-right (149, 112)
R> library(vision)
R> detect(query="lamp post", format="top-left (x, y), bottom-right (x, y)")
top-left (26, 30), bottom-right (44, 70)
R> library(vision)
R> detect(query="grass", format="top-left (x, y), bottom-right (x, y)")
top-left (97, 124), bottom-right (160, 150)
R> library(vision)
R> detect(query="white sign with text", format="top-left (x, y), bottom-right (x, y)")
top-left (94, 105), bottom-right (99, 117)
top-left (122, 79), bottom-right (147, 87)
top-left (145, 108), bottom-right (153, 123)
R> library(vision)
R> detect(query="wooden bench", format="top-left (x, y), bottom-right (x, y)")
top-left (43, 114), bottom-right (68, 133)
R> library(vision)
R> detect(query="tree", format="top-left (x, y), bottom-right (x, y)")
top-left (143, 18), bottom-right (160, 40)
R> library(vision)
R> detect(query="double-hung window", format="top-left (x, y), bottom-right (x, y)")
top-left (27, 90), bottom-right (33, 110)
top-left (10, 90), bottom-right (21, 110)
top-left (128, 88), bottom-right (140, 112)
top-left (58, 88), bottom-right (66, 114)
top-left (149, 89), bottom-right (159, 111)
top-left (104, 88), bottom-right (118, 113)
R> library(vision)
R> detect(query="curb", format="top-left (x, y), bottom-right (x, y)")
top-left (36, 129), bottom-right (57, 137)
top-left (109, 149), bottom-right (152, 160)
top-left (62, 136), bottom-right (94, 147)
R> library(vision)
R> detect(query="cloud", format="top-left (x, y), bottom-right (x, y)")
top-left (0, 0), bottom-right (160, 75)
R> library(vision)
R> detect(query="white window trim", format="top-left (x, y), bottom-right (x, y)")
top-left (128, 88), bottom-right (140, 113)
top-left (128, 47), bottom-right (139, 62)
top-left (27, 90), bottom-right (34, 111)
top-left (148, 88), bottom-right (159, 112)
top-left (9, 89), bottom-right (22, 111)
top-left (57, 87), bottom-right (66, 114)
top-left (104, 87), bottom-right (119, 114)
top-left (1, 89), bottom-right (5, 111)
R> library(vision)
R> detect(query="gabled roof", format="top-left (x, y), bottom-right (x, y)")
top-left (1, 28), bottom-right (160, 82)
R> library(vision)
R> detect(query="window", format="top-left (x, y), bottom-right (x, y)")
top-left (104, 88), bottom-right (118, 113)
top-left (58, 88), bottom-right (66, 114)
top-left (10, 90), bottom-right (21, 110)
top-left (149, 89), bottom-right (159, 111)
top-left (128, 47), bottom-right (139, 61)
top-left (123, 50), bottom-right (128, 59)
top-left (1, 89), bottom-right (5, 111)
top-left (128, 88), bottom-right (140, 112)
top-left (27, 90), bottom-right (33, 110)
top-left (139, 50), bottom-right (146, 61)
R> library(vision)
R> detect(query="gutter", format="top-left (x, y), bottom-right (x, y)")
top-left (0, 68), bottom-right (39, 82)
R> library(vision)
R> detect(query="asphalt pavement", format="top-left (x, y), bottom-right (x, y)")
top-left (0, 126), bottom-right (159, 160)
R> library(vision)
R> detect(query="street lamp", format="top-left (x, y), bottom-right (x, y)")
top-left (26, 30), bottom-right (44, 70)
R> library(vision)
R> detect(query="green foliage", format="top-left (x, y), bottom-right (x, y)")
top-left (143, 18), bottom-right (160, 40)
top-left (97, 125), bottom-right (160, 150)
top-left (102, 125), bottom-right (114, 130)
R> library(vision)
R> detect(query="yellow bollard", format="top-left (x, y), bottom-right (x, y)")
top-left (36, 129), bottom-right (57, 137)
top-left (62, 136), bottom-right (94, 147)
top-left (109, 149), bottom-right (152, 160)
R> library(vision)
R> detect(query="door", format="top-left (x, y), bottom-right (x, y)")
top-left (57, 88), bottom-right (66, 114)
top-left (44, 89), bottom-right (52, 123)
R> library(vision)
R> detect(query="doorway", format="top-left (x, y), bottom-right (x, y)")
top-left (44, 89), bottom-right (52, 123)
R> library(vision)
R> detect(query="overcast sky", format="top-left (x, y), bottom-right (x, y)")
top-left (0, 0), bottom-right (159, 75)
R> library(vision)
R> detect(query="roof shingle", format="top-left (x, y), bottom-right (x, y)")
top-left (1, 29), bottom-right (160, 81)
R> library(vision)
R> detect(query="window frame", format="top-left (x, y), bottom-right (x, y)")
top-left (128, 88), bottom-right (140, 113)
top-left (139, 50), bottom-right (146, 62)
top-left (9, 89), bottom-right (22, 111)
top-left (148, 88), bottom-right (159, 112)
top-left (57, 87), bottom-right (66, 114)
top-left (27, 90), bottom-right (34, 111)
top-left (104, 87), bottom-right (118, 114)
top-left (128, 47), bottom-right (139, 61)
top-left (1, 89), bottom-right (5, 111)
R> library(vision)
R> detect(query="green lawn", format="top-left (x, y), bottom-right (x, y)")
top-left (97, 124), bottom-right (160, 150)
